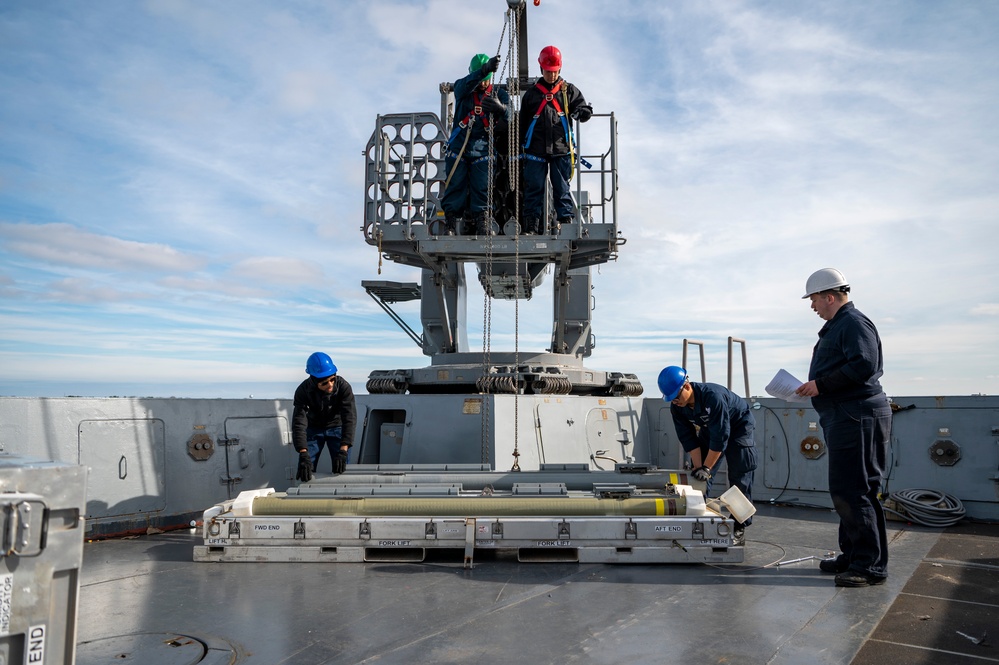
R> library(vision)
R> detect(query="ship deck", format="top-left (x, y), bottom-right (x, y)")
top-left (76, 504), bottom-right (999, 665)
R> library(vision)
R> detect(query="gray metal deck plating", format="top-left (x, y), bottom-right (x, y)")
top-left (75, 504), bottom-right (999, 665)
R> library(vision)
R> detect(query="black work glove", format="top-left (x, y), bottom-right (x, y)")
top-left (296, 449), bottom-right (313, 483)
top-left (333, 449), bottom-right (348, 475)
top-left (573, 105), bottom-right (593, 123)
top-left (692, 466), bottom-right (712, 482)
top-left (485, 55), bottom-right (501, 74)
top-left (481, 95), bottom-right (507, 116)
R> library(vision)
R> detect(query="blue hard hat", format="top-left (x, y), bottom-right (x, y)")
top-left (306, 352), bottom-right (337, 378)
top-left (658, 366), bottom-right (687, 402)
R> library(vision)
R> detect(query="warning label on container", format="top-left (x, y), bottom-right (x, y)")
top-left (0, 572), bottom-right (12, 636)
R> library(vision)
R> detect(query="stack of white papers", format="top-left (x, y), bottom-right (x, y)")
top-left (764, 369), bottom-right (811, 403)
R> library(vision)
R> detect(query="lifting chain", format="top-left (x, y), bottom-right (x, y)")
top-left (480, 50), bottom-right (501, 465)
top-left (504, 5), bottom-right (522, 218)
top-left (507, 5), bottom-right (522, 472)
top-left (481, 119), bottom-right (495, 467)
top-left (479, 4), bottom-right (524, 471)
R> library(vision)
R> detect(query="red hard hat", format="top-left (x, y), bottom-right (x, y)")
top-left (538, 45), bottom-right (562, 72)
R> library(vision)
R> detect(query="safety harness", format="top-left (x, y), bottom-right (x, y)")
top-left (522, 79), bottom-right (576, 178)
top-left (445, 85), bottom-right (498, 188)
top-left (465, 86), bottom-right (498, 130)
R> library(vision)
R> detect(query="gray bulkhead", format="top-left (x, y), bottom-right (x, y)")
top-left (0, 393), bottom-right (996, 538)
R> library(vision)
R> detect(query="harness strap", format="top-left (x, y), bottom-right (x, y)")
top-left (456, 84), bottom-right (495, 135)
top-left (444, 127), bottom-right (473, 190)
top-left (533, 80), bottom-right (563, 116)
top-left (561, 84), bottom-right (575, 180)
top-left (523, 79), bottom-right (574, 153)
top-left (445, 83), bottom-right (499, 187)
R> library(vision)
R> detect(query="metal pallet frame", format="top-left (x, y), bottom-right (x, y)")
top-left (194, 512), bottom-right (743, 566)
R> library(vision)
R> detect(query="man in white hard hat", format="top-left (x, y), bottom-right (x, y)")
top-left (794, 269), bottom-right (892, 587)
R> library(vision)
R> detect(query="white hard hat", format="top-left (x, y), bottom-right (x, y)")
top-left (802, 268), bottom-right (849, 298)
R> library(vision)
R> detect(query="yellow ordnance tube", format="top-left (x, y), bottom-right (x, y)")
top-left (252, 496), bottom-right (687, 517)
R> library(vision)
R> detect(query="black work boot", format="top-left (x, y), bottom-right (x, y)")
top-left (444, 214), bottom-right (462, 236)
top-left (474, 212), bottom-right (495, 236)
top-left (834, 571), bottom-right (887, 587)
top-left (524, 215), bottom-right (540, 236)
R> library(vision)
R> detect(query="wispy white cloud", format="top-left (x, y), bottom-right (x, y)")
top-left (42, 277), bottom-right (156, 304)
top-left (1, 0), bottom-right (997, 398)
top-left (971, 304), bottom-right (999, 316)
top-left (0, 222), bottom-right (205, 272)
top-left (227, 256), bottom-right (324, 286)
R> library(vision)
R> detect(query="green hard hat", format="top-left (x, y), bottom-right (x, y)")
top-left (469, 53), bottom-right (491, 80)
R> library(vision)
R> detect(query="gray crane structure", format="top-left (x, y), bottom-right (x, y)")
top-left (361, 2), bottom-right (641, 398)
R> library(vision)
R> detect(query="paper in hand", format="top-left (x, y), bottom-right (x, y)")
top-left (765, 369), bottom-right (811, 403)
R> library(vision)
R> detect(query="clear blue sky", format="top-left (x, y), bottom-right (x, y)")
top-left (1, 0), bottom-right (997, 399)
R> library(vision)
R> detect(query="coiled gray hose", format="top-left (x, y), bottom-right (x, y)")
top-left (885, 488), bottom-right (966, 527)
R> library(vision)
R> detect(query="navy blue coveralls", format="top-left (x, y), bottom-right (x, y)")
top-left (292, 375), bottom-right (357, 472)
top-left (809, 301), bottom-right (892, 579)
top-left (440, 65), bottom-right (510, 222)
top-left (519, 76), bottom-right (591, 226)
top-left (671, 383), bottom-right (758, 528)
